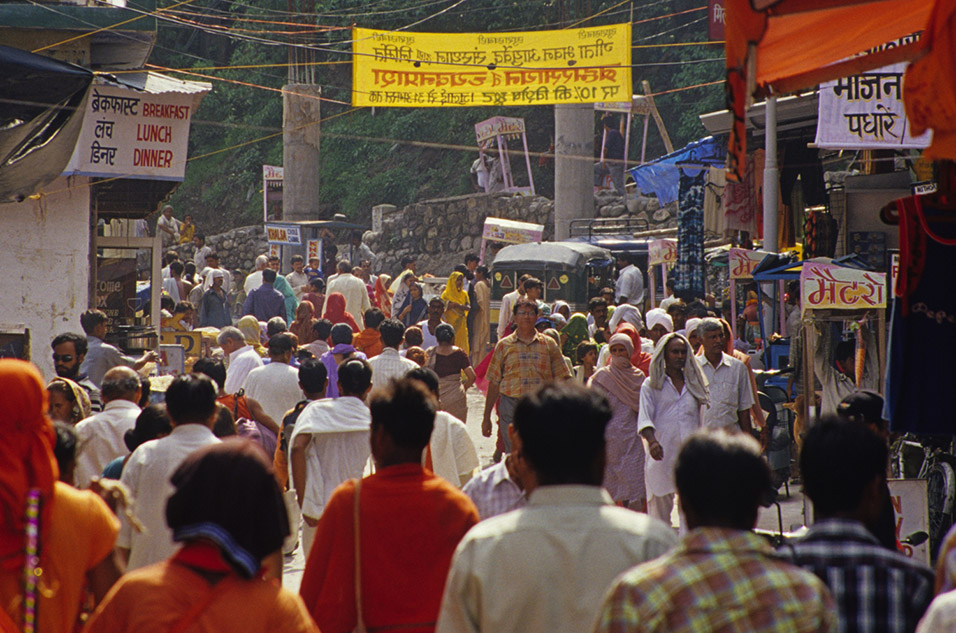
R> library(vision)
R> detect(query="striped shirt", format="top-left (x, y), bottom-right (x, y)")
top-left (461, 459), bottom-right (526, 520)
top-left (596, 527), bottom-right (837, 633)
top-left (786, 518), bottom-right (934, 633)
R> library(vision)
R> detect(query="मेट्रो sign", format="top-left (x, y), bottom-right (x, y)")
top-left (815, 62), bottom-right (931, 150)
top-left (352, 24), bottom-right (631, 108)
top-left (65, 85), bottom-right (195, 181)
top-left (800, 261), bottom-right (887, 314)
top-left (648, 239), bottom-right (677, 266)
top-left (729, 248), bottom-right (770, 280)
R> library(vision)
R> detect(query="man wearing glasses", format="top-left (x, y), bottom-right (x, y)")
top-left (482, 298), bottom-right (571, 452)
top-left (51, 332), bottom-right (103, 412)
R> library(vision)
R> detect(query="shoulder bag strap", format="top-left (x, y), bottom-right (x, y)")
top-left (232, 388), bottom-right (245, 419)
top-left (354, 478), bottom-right (367, 633)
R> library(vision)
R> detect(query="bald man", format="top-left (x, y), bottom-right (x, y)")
top-left (74, 366), bottom-right (142, 488)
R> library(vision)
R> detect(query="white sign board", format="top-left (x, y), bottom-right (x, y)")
top-left (816, 63), bottom-right (931, 150)
top-left (157, 344), bottom-right (186, 376)
top-left (265, 223), bottom-right (302, 245)
top-left (888, 478), bottom-right (930, 565)
top-left (64, 85), bottom-right (195, 180)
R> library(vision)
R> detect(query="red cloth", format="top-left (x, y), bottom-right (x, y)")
top-left (300, 464), bottom-right (479, 633)
top-left (0, 360), bottom-right (58, 572)
top-left (323, 292), bottom-right (359, 332)
top-left (905, 0), bottom-right (956, 161)
top-left (352, 329), bottom-right (383, 358)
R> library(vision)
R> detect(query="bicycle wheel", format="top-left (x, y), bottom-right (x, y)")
top-left (928, 460), bottom-right (956, 558)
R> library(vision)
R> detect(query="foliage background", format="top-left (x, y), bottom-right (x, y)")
top-left (153, 0), bottom-right (724, 233)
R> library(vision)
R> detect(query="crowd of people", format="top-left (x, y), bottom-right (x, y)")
top-left (2, 239), bottom-right (949, 633)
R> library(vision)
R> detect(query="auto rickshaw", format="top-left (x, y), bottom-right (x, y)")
top-left (490, 241), bottom-right (615, 338)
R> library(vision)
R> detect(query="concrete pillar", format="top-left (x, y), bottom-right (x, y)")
top-left (553, 103), bottom-right (594, 240)
top-left (762, 96), bottom-right (779, 254)
top-left (282, 84), bottom-right (322, 263)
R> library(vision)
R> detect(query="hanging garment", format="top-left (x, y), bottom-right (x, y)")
top-left (724, 150), bottom-right (760, 234)
top-left (676, 169), bottom-right (706, 299)
top-left (704, 167), bottom-right (726, 235)
top-left (885, 195), bottom-right (956, 435)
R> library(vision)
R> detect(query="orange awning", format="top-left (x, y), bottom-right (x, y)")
top-left (724, 0), bottom-right (943, 180)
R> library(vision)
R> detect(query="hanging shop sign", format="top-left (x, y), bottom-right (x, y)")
top-left (265, 223), bottom-right (302, 245)
top-left (65, 85), bottom-right (195, 180)
top-left (815, 62), bottom-right (931, 150)
top-left (352, 24), bottom-right (631, 107)
top-left (800, 261), bottom-right (887, 314)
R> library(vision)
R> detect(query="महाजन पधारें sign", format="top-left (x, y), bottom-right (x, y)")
top-left (352, 25), bottom-right (631, 108)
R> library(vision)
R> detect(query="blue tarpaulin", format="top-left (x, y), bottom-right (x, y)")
top-left (628, 136), bottom-right (726, 205)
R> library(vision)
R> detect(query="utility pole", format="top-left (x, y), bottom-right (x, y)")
top-left (282, 0), bottom-right (321, 264)
top-left (553, 0), bottom-right (595, 240)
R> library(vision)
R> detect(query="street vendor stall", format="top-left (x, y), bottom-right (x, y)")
top-left (474, 116), bottom-right (535, 196)
top-left (730, 248), bottom-right (776, 343)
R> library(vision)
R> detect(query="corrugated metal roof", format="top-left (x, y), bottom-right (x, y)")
top-left (99, 71), bottom-right (211, 95)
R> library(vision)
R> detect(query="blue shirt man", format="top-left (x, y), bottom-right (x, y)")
top-left (242, 269), bottom-right (285, 323)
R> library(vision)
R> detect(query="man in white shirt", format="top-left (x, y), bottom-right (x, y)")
top-left (418, 298), bottom-right (448, 350)
top-left (614, 254), bottom-right (645, 306)
top-left (437, 382), bottom-right (677, 633)
top-left (217, 326), bottom-right (263, 394)
top-left (156, 204), bottom-right (179, 247)
top-left (160, 251), bottom-right (179, 281)
top-left (497, 273), bottom-right (529, 338)
top-left (406, 367), bottom-right (479, 489)
top-left (290, 358), bottom-right (373, 556)
top-left (241, 333), bottom-right (302, 431)
top-left (285, 254), bottom-right (310, 300)
top-left (695, 318), bottom-right (754, 433)
top-left (118, 373), bottom-right (220, 570)
top-left (638, 332), bottom-right (708, 526)
top-left (324, 260), bottom-right (371, 330)
top-left (192, 234), bottom-right (213, 274)
top-left (368, 319), bottom-right (419, 389)
top-left (243, 254), bottom-right (269, 296)
top-left (74, 367), bottom-right (141, 488)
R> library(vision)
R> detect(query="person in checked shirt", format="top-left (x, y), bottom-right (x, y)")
top-left (595, 429), bottom-right (836, 633)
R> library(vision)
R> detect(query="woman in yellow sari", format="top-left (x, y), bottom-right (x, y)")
top-left (441, 271), bottom-right (470, 355)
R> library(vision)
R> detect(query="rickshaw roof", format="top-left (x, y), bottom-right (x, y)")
top-left (492, 241), bottom-right (614, 268)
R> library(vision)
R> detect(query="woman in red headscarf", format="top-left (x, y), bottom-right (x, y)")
top-left (0, 360), bottom-right (122, 633)
top-left (289, 300), bottom-right (319, 345)
top-left (321, 292), bottom-right (359, 333)
top-left (613, 322), bottom-right (653, 376)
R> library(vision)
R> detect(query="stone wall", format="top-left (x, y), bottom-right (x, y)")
top-left (160, 191), bottom-right (677, 281)
top-left (168, 225), bottom-right (269, 275)
top-left (366, 191), bottom-right (677, 277)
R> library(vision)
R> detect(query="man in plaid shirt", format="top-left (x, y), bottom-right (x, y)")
top-left (790, 417), bottom-right (933, 633)
top-left (595, 430), bottom-right (836, 633)
top-left (482, 298), bottom-right (570, 451)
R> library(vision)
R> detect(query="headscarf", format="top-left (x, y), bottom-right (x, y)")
top-left (322, 292), bottom-right (359, 332)
top-left (237, 315), bottom-right (268, 356)
top-left (290, 300), bottom-right (318, 344)
top-left (647, 332), bottom-right (709, 405)
top-left (684, 317), bottom-right (702, 340)
top-left (47, 377), bottom-right (93, 423)
top-left (441, 271), bottom-right (470, 307)
top-left (645, 308), bottom-right (674, 334)
top-left (0, 360), bottom-right (58, 571)
top-left (561, 313), bottom-right (590, 358)
top-left (375, 274), bottom-right (392, 314)
top-left (550, 313), bottom-right (568, 330)
top-left (614, 323), bottom-right (652, 375)
top-left (588, 333), bottom-right (644, 412)
top-left (552, 300), bottom-right (571, 319)
top-left (607, 304), bottom-right (644, 332)
top-left (166, 441), bottom-right (288, 579)
top-left (400, 283), bottom-right (428, 327)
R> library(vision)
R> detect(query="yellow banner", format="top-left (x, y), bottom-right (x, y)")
top-left (352, 25), bottom-right (632, 107)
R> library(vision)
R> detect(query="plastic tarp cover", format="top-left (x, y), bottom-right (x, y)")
top-left (0, 45), bottom-right (93, 202)
top-left (627, 136), bottom-right (726, 205)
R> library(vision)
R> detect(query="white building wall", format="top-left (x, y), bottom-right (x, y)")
top-left (0, 176), bottom-right (90, 380)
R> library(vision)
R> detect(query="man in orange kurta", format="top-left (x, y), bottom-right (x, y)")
top-left (299, 378), bottom-right (479, 633)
